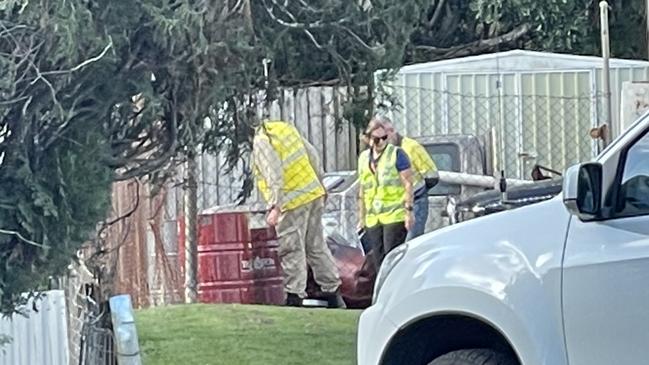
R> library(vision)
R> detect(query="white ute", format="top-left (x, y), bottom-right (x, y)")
top-left (357, 111), bottom-right (649, 365)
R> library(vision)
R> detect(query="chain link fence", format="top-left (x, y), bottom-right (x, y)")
top-left (199, 85), bottom-right (604, 233)
top-left (63, 260), bottom-right (116, 365)
top-left (382, 85), bottom-right (602, 179)
top-left (96, 84), bottom-right (607, 310)
top-left (234, 85), bottom-right (607, 304)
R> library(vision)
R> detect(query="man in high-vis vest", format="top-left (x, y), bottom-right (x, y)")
top-left (252, 120), bottom-right (345, 308)
top-left (357, 120), bottom-right (415, 266)
top-left (380, 117), bottom-right (439, 240)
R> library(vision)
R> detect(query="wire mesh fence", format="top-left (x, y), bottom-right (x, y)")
top-left (97, 84), bottom-right (607, 310)
top-left (64, 261), bottom-right (117, 365)
top-left (196, 86), bottom-right (605, 240)
top-left (382, 85), bottom-right (602, 179)
top-left (229, 86), bottom-right (608, 301)
top-left (106, 180), bottom-right (184, 309)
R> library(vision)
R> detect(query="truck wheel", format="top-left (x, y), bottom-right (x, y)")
top-left (428, 349), bottom-right (516, 365)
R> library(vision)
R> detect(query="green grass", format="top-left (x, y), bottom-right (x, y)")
top-left (136, 304), bottom-right (360, 365)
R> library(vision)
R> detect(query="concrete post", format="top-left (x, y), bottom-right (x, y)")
top-left (109, 294), bottom-right (142, 365)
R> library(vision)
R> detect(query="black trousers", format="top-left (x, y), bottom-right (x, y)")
top-left (364, 221), bottom-right (408, 268)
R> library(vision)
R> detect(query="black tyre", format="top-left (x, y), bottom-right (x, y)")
top-left (428, 349), bottom-right (516, 365)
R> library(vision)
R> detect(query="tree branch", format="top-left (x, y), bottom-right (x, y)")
top-left (414, 23), bottom-right (532, 59)
top-left (428, 0), bottom-right (447, 29)
top-left (113, 97), bottom-right (179, 181)
top-left (262, 0), bottom-right (351, 29)
top-left (104, 180), bottom-right (141, 226)
top-left (41, 40), bottom-right (113, 77)
top-left (0, 95), bottom-right (30, 106)
top-left (0, 228), bottom-right (49, 249)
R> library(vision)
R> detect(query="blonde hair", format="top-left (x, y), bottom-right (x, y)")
top-left (365, 118), bottom-right (386, 135)
top-left (360, 116), bottom-right (391, 150)
top-left (372, 114), bottom-right (392, 126)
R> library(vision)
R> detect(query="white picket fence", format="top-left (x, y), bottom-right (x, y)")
top-left (0, 290), bottom-right (69, 365)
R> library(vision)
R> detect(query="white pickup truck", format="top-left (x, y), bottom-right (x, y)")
top-left (357, 110), bottom-right (649, 365)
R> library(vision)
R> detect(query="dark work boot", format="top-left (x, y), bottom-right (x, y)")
top-left (285, 293), bottom-right (303, 307)
top-left (324, 290), bottom-right (347, 309)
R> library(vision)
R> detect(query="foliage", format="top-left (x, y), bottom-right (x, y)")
top-left (606, 0), bottom-right (647, 59)
top-left (0, 0), bottom-right (645, 314)
top-left (0, 0), bottom-right (261, 314)
top-left (252, 0), bottom-right (420, 85)
top-left (0, 334), bottom-right (10, 350)
top-left (0, 0), bottom-right (423, 314)
top-left (410, 0), bottom-right (646, 63)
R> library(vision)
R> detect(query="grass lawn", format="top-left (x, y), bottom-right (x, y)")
top-left (136, 304), bottom-right (360, 365)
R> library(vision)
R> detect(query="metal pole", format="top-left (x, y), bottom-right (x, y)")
top-left (262, 58), bottom-right (272, 120)
top-left (183, 155), bottom-right (198, 303)
top-left (646, 0), bottom-right (649, 60)
top-left (600, 1), bottom-right (612, 146)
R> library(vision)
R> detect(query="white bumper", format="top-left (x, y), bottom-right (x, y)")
top-left (357, 304), bottom-right (399, 365)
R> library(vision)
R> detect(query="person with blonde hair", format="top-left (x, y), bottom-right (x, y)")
top-left (357, 118), bottom-right (414, 265)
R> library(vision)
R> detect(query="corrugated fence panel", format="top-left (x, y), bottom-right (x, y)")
top-left (322, 88), bottom-right (339, 172)
top-left (401, 73), bottom-right (420, 136)
top-left (293, 88), bottom-right (311, 140)
top-left (334, 87), bottom-right (357, 171)
top-left (385, 53), bottom-right (649, 179)
top-left (595, 66), bottom-right (649, 136)
top-left (501, 74), bottom-right (520, 177)
top-left (307, 87), bottom-right (326, 164)
top-left (384, 74), bottom-right (404, 131)
top-left (0, 290), bottom-right (69, 365)
top-left (195, 86), bottom-right (358, 210)
top-left (196, 149), bottom-right (253, 211)
top-left (518, 72), bottom-right (595, 175)
top-left (391, 72), bottom-right (600, 179)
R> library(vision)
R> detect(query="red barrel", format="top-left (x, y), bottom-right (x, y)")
top-left (178, 208), bottom-right (284, 305)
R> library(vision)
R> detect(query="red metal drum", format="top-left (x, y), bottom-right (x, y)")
top-left (178, 208), bottom-right (285, 305)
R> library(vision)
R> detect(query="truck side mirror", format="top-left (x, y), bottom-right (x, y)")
top-left (563, 163), bottom-right (603, 220)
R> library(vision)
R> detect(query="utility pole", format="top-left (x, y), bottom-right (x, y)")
top-left (600, 1), bottom-right (612, 148)
top-left (646, 0), bottom-right (649, 60)
top-left (183, 153), bottom-right (198, 303)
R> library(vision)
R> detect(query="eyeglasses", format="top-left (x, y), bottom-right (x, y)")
top-left (371, 135), bottom-right (388, 144)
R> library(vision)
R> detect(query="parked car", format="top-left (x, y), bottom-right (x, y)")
top-left (447, 177), bottom-right (563, 223)
top-left (356, 112), bottom-right (649, 365)
top-left (316, 164), bottom-right (562, 309)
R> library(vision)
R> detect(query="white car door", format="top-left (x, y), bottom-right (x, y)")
top-left (563, 129), bottom-right (649, 364)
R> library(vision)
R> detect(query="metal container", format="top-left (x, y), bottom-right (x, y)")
top-left (379, 50), bottom-right (649, 178)
top-left (179, 205), bottom-right (284, 305)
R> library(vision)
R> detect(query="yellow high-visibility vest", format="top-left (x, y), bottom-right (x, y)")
top-left (358, 144), bottom-right (406, 227)
top-left (253, 121), bottom-right (325, 211)
top-left (401, 137), bottom-right (437, 193)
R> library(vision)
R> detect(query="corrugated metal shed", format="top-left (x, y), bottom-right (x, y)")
top-left (380, 50), bottom-right (649, 178)
top-left (0, 291), bottom-right (69, 365)
top-left (397, 50), bottom-right (649, 74)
